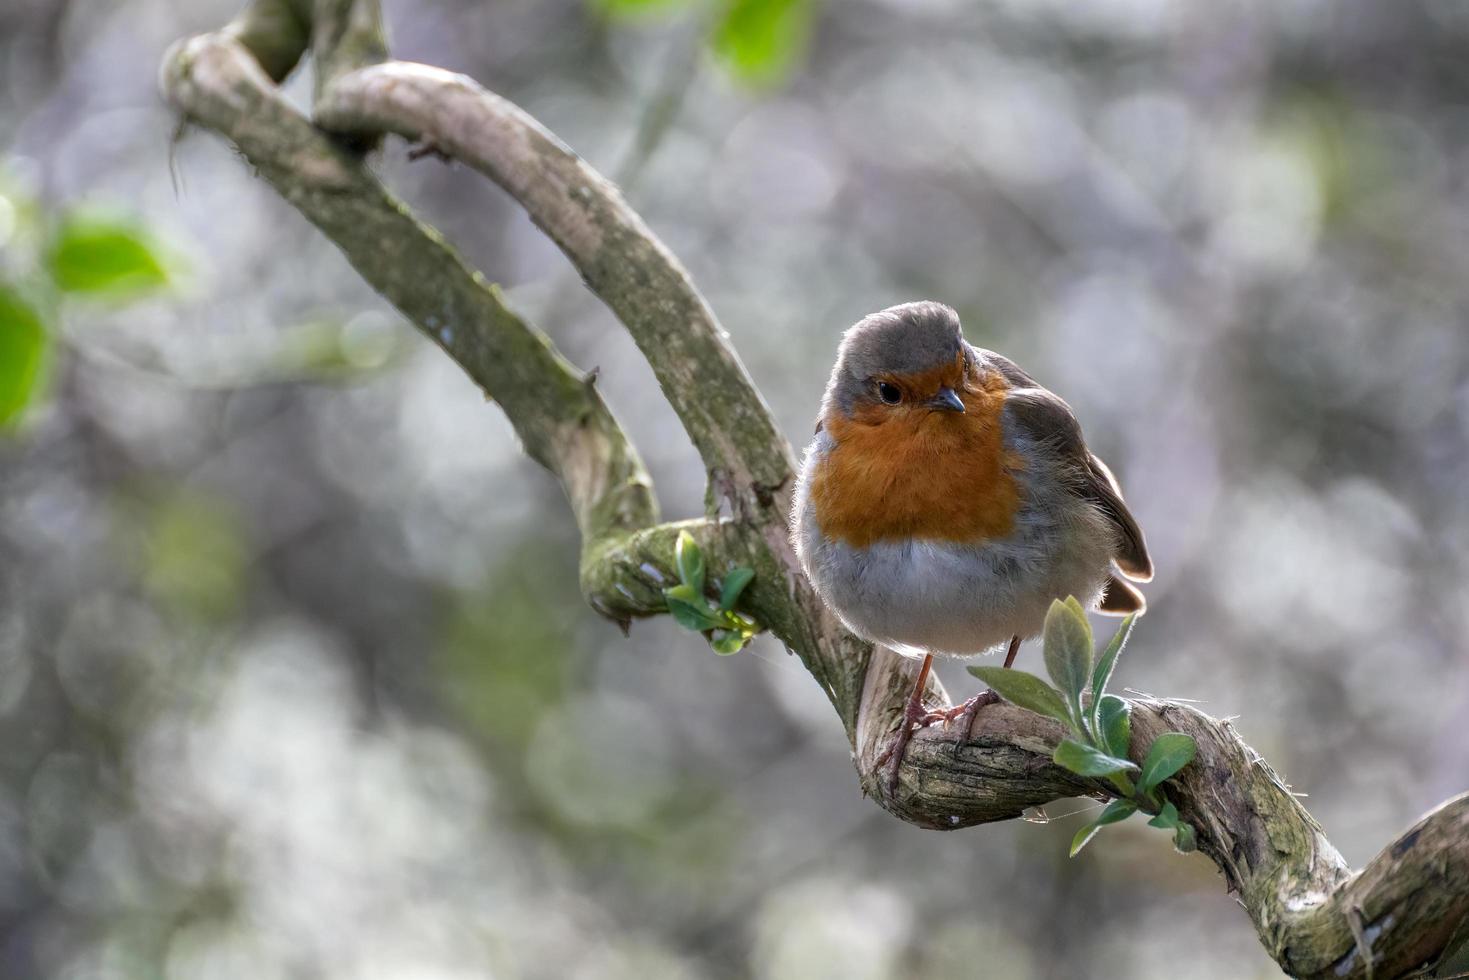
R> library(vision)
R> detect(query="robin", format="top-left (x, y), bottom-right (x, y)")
top-left (791, 301), bottom-right (1152, 786)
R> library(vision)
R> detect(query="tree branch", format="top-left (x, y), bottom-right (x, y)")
top-left (311, 61), bottom-right (794, 514)
top-left (159, 6), bottom-right (1469, 976)
top-left (160, 29), bottom-right (657, 607)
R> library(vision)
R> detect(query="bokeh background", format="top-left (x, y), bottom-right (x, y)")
top-left (3, 0), bottom-right (1469, 976)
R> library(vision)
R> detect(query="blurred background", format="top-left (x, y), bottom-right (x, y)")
top-left (2, 0), bottom-right (1468, 976)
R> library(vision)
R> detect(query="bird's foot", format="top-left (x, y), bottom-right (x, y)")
top-left (946, 690), bottom-right (1001, 759)
top-left (876, 691), bottom-right (1000, 797)
top-left (875, 689), bottom-right (941, 797)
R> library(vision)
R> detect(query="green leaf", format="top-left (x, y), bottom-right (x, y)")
top-left (47, 215), bottom-right (169, 295)
top-left (1139, 733), bottom-right (1197, 794)
top-left (1053, 739), bottom-right (1139, 779)
top-left (1042, 598), bottom-right (1093, 720)
top-left (142, 490), bottom-right (246, 621)
top-left (1147, 801), bottom-right (1180, 830)
top-left (1097, 694), bottom-right (1132, 760)
top-left (663, 583), bottom-right (721, 632)
top-left (1094, 797), bottom-right (1139, 827)
top-left (1173, 822), bottom-right (1197, 853)
top-left (710, 0), bottom-right (817, 86)
top-left (718, 567), bottom-right (755, 611)
top-left (1063, 594), bottom-right (1089, 625)
top-left (0, 285), bottom-right (48, 427)
top-left (966, 666), bottom-right (1073, 728)
top-left (674, 530), bottom-right (705, 593)
top-left (710, 629), bottom-right (747, 655)
top-left (1068, 800), bottom-right (1138, 856)
top-left (1069, 823), bottom-right (1102, 857)
top-left (1088, 613), bottom-right (1135, 732)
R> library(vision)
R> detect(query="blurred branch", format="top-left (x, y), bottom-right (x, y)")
top-left (160, 28), bottom-right (657, 591)
top-left (160, 5), bottom-right (1469, 977)
top-left (612, 15), bottom-right (707, 194)
top-left (311, 63), bottom-right (795, 512)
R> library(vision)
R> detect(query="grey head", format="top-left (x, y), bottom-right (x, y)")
top-left (821, 301), bottom-right (973, 420)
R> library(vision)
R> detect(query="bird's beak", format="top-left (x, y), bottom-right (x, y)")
top-left (929, 386), bottom-right (965, 413)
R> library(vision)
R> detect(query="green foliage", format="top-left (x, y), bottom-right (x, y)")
top-left (1097, 694), bottom-right (1132, 760)
top-left (271, 315), bottom-right (413, 380)
top-left (141, 490), bottom-right (247, 622)
top-left (662, 531), bottom-right (759, 654)
top-left (1145, 800), bottom-right (1197, 853)
top-left (973, 598), bottom-right (1199, 858)
top-left (0, 177), bottom-right (173, 430)
top-left (967, 665), bottom-right (1070, 726)
top-left (711, 0), bottom-right (817, 85)
top-left (1070, 798), bottom-right (1137, 857)
top-left (1043, 597), bottom-right (1092, 727)
top-left (1139, 733), bottom-right (1198, 795)
top-left (0, 285), bottom-right (47, 427)
top-left (1089, 612), bottom-right (1134, 735)
top-left (675, 530), bottom-right (706, 595)
top-left (591, 0), bottom-right (689, 16)
top-left (718, 566), bottom-right (754, 611)
top-left (46, 214), bottom-right (171, 296)
top-left (585, 0), bottom-right (819, 86)
top-left (1053, 739), bottom-right (1138, 778)
top-left (439, 543), bottom-right (580, 752)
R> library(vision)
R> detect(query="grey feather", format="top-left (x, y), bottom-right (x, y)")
top-left (999, 385), bottom-right (1152, 583)
top-left (823, 302), bottom-right (965, 417)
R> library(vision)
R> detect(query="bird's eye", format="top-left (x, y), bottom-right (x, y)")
top-left (877, 381), bottom-right (902, 405)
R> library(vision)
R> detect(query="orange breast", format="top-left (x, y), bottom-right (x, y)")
top-left (810, 373), bottom-right (1023, 548)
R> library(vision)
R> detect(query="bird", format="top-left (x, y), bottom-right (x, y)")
top-left (790, 301), bottom-right (1152, 788)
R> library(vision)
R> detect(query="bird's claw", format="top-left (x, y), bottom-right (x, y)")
top-left (947, 689), bottom-right (1001, 759)
top-left (878, 690), bottom-right (1002, 797)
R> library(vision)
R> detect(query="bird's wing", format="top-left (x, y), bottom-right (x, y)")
top-left (1001, 385), bottom-right (1153, 583)
top-left (1100, 574), bottom-right (1147, 615)
top-left (983, 350), bottom-right (1040, 389)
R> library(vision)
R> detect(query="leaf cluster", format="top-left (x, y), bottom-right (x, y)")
top-left (969, 599), bottom-right (1198, 857)
top-left (662, 531), bottom-right (760, 654)
top-left (1, 182), bottom-right (175, 428)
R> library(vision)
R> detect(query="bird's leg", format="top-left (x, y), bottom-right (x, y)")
top-left (875, 653), bottom-right (935, 795)
top-left (1001, 632), bottom-right (1021, 669)
top-left (946, 634), bottom-right (1022, 756)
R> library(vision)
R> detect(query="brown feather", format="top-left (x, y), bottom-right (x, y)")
top-left (1086, 454), bottom-right (1153, 582)
top-left (1098, 574), bottom-right (1146, 615)
top-left (811, 368), bottom-right (1023, 547)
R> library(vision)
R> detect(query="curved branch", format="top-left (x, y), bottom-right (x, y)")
top-left (160, 7), bottom-right (1469, 978)
top-left (160, 31), bottom-right (656, 597)
top-left (305, 48), bottom-right (873, 731)
top-left (857, 644), bottom-right (1469, 977)
top-left (314, 62), bottom-right (794, 516)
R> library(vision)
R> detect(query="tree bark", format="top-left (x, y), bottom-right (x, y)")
top-left (160, 5), bottom-right (1469, 976)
